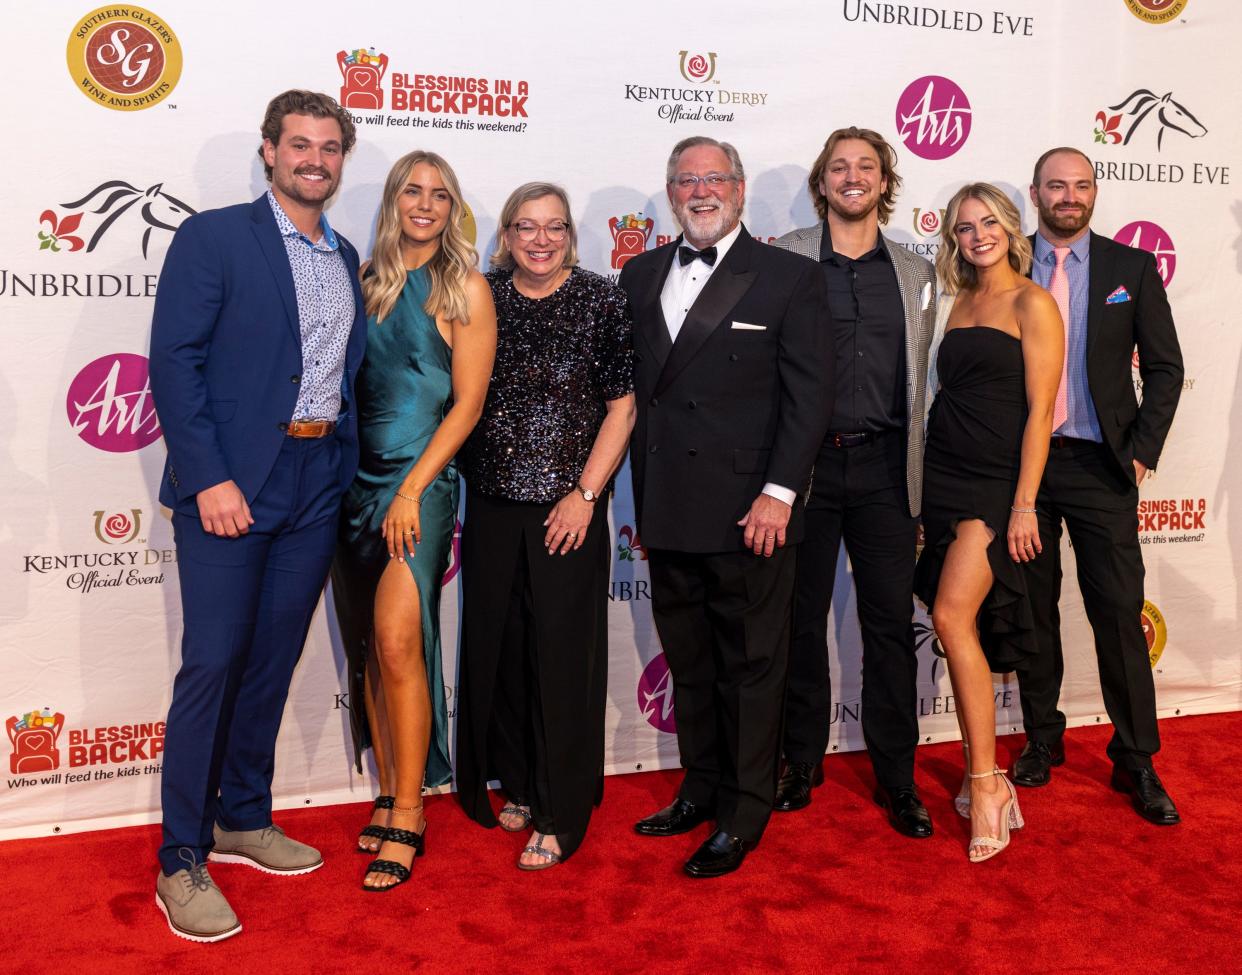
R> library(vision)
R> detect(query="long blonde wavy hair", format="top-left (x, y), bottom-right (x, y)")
top-left (363, 150), bottom-right (477, 324)
top-left (934, 182), bottom-right (1032, 295)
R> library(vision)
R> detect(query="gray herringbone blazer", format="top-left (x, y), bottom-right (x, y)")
top-left (773, 223), bottom-right (937, 516)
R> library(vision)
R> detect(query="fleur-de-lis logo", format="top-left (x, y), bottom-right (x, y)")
top-left (1094, 110), bottom-right (1123, 145)
top-left (617, 525), bottom-right (647, 562)
top-left (37, 210), bottom-right (85, 253)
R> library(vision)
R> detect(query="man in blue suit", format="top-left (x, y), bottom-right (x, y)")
top-left (149, 90), bottom-right (367, 943)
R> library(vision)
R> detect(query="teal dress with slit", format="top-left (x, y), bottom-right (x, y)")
top-left (331, 266), bottom-right (456, 787)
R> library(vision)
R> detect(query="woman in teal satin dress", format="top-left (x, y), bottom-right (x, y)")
top-left (331, 150), bottom-right (495, 891)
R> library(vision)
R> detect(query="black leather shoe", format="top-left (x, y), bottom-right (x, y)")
top-left (1013, 740), bottom-right (1066, 788)
top-left (634, 798), bottom-right (713, 837)
top-left (873, 785), bottom-right (934, 838)
top-left (773, 761), bottom-right (825, 812)
top-left (683, 830), bottom-right (753, 878)
top-left (1110, 766), bottom-right (1180, 825)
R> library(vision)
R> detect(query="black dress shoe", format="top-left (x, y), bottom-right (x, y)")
top-left (1013, 740), bottom-right (1066, 788)
top-left (634, 798), bottom-right (713, 837)
top-left (873, 785), bottom-right (934, 838)
top-left (1110, 766), bottom-right (1181, 825)
top-left (683, 830), bottom-right (753, 878)
top-left (774, 761), bottom-right (825, 813)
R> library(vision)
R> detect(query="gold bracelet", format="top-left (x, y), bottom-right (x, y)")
top-left (396, 491), bottom-right (421, 504)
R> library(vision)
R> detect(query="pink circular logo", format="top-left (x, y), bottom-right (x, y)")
top-left (1113, 220), bottom-right (1177, 288)
top-left (441, 518), bottom-right (463, 585)
top-left (66, 353), bottom-right (161, 452)
top-left (637, 652), bottom-right (676, 734)
top-left (896, 75), bottom-right (972, 160)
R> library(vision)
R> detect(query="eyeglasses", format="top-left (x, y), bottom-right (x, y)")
top-left (508, 220), bottom-right (570, 241)
top-left (671, 173), bottom-right (738, 191)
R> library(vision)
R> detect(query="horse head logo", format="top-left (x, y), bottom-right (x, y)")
top-left (1107, 89), bottom-right (1207, 151)
top-left (53, 180), bottom-right (196, 259)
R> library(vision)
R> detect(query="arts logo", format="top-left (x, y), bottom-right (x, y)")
top-left (895, 76), bottom-right (971, 160)
top-left (1141, 600), bottom-right (1167, 666)
top-left (616, 524), bottom-right (648, 562)
top-left (66, 353), bottom-right (161, 453)
top-left (678, 51), bottom-right (718, 85)
top-left (66, 6), bottom-right (182, 111)
top-left (608, 215), bottom-right (654, 271)
top-left (1123, 0), bottom-right (1189, 25)
top-left (38, 181), bottom-right (195, 260)
top-left (94, 509), bottom-right (142, 545)
top-left (1094, 89), bottom-right (1206, 151)
top-left (912, 207), bottom-right (945, 238)
top-left (7, 709), bottom-right (65, 774)
top-left (337, 47), bottom-right (390, 109)
top-left (441, 518), bottom-right (464, 586)
top-left (637, 653), bottom-right (676, 733)
top-left (1114, 220), bottom-right (1176, 287)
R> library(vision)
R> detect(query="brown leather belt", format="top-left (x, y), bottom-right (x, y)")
top-left (285, 419), bottom-right (336, 439)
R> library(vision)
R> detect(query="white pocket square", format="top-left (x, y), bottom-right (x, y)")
top-left (920, 281), bottom-right (933, 310)
top-left (731, 321), bottom-right (767, 330)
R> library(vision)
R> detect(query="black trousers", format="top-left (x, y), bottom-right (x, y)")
top-left (647, 543), bottom-right (795, 843)
top-left (1019, 438), bottom-right (1159, 769)
top-left (784, 431), bottom-right (920, 788)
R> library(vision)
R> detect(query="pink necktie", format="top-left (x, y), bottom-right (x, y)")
top-left (1049, 246), bottom-right (1071, 432)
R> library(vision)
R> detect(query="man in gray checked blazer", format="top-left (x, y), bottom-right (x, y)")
top-left (771, 126), bottom-right (937, 837)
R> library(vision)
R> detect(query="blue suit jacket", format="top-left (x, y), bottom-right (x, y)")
top-left (149, 195), bottom-right (368, 513)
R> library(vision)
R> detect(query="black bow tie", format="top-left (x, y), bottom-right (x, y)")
top-left (678, 244), bottom-right (717, 267)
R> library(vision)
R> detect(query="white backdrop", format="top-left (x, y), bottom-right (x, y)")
top-left (3, 0), bottom-right (1240, 838)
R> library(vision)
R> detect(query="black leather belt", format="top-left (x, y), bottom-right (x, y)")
top-left (825, 431), bottom-right (874, 448)
top-left (1050, 435), bottom-right (1093, 449)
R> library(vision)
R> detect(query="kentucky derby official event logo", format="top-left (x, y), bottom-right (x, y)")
top-left (637, 653), bottom-right (676, 734)
top-left (66, 6), bottom-right (182, 111)
top-left (895, 76), bottom-right (972, 160)
top-left (901, 206), bottom-right (946, 258)
top-left (338, 47), bottom-right (389, 109)
top-left (66, 353), bottom-right (161, 453)
top-left (1123, 0), bottom-right (1189, 25)
top-left (1093, 89), bottom-right (1205, 151)
top-left (679, 51), bottom-right (717, 84)
top-left (609, 215), bottom-right (655, 271)
top-left (624, 51), bottom-right (768, 126)
top-left (94, 509), bottom-right (142, 545)
top-left (1141, 601), bottom-right (1168, 667)
top-left (39, 180), bottom-right (195, 260)
top-left (1113, 220), bottom-right (1176, 287)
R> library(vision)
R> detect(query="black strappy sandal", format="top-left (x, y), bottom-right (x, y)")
top-left (362, 806), bottom-right (425, 891)
top-left (357, 794), bottom-right (395, 854)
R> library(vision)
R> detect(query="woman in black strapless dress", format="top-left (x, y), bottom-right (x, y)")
top-left (915, 183), bottom-right (1063, 862)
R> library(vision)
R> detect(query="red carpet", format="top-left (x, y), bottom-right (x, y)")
top-left (5, 712), bottom-right (1239, 973)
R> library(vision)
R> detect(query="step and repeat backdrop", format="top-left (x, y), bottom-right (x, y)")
top-left (3, 0), bottom-right (1240, 837)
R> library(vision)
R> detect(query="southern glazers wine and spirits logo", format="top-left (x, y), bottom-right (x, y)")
top-left (1141, 600), bottom-right (1168, 666)
top-left (1122, 0), bottom-right (1189, 25)
top-left (895, 76), bottom-right (972, 160)
top-left (66, 6), bottom-right (182, 111)
top-left (1093, 89), bottom-right (1206, 151)
top-left (1114, 220), bottom-right (1176, 287)
top-left (66, 353), bottom-right (162, 453)
top-left (38, 180), bottom-right (196, 259)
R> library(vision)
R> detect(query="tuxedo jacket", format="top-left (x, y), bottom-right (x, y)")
top-left (1028, 230), bottom-right (1183, 482)
top-left (149, 196), bottom-right (368, 513)
top-left (618, 227), bottom-right (834, 553)
top-left (773, 224), bottom-right (937, 516)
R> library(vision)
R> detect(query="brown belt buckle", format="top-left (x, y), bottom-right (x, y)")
top-left (286, 419), bottom-right (336, 439)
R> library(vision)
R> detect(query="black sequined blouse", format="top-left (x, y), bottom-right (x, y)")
top-left (462, 266), bottom-right (635, 503)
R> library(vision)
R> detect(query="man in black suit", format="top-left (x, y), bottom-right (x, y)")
top-left (1016, 147), bottom-right (1183, 825)
top-left (619, 136), bottom-right (832, 877)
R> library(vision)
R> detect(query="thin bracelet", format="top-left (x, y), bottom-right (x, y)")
top-left (1010, 505), bottom-right (1036, 514)
top-left (395, 491), bottom-right (421, 504)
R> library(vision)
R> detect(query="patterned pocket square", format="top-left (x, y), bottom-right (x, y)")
top-left (1106, 286), bottom-right (1131, 304)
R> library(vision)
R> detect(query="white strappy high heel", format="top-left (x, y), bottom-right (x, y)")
top-left (967, 767), bottom-right (1024, 863)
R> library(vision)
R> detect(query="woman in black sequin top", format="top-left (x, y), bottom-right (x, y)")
top-left (456, 182), bottom-right (635, 870)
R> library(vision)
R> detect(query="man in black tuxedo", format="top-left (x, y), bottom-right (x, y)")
top-left (1016, 147), bottom-right (1183, 825)
top-left (619, 136), bottom-right (832, 877)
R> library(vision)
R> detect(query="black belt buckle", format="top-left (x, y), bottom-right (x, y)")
top-left (829, 431), bottom-right (872, 448)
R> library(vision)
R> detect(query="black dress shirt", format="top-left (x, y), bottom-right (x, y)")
top-left (819, 227), bottom-right (906, 433)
